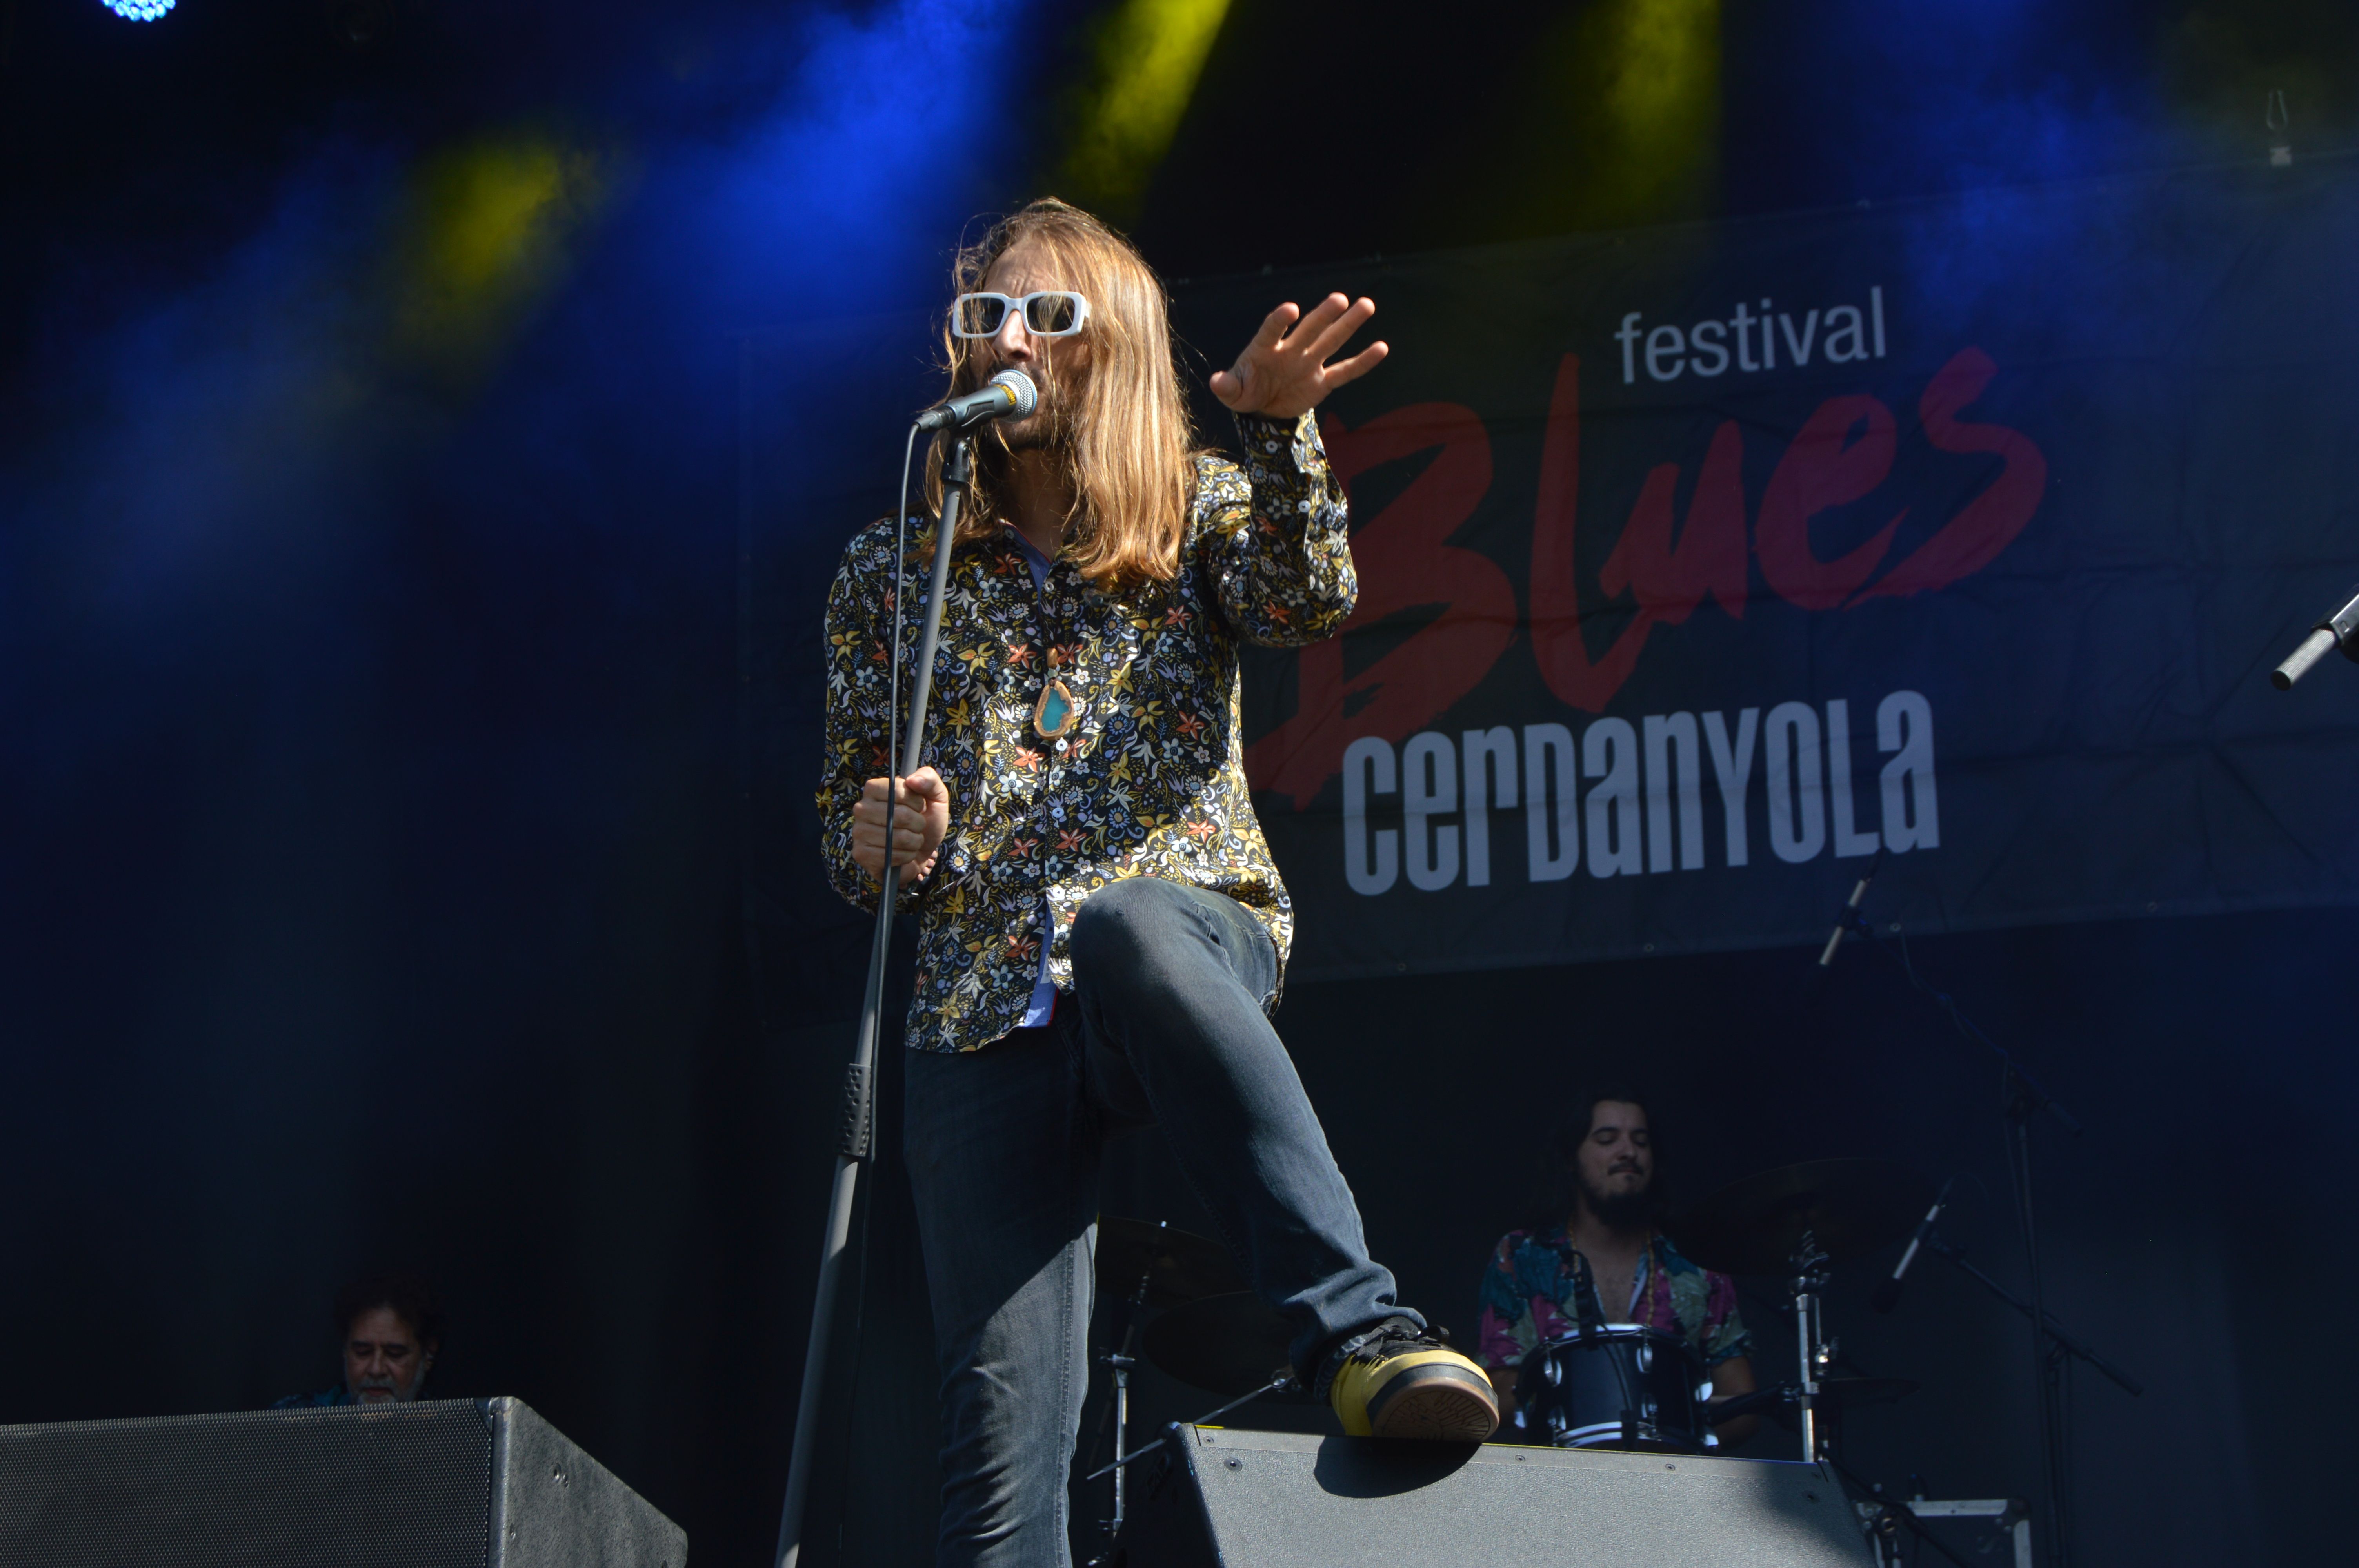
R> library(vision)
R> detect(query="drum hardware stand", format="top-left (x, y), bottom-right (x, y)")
top-left (1104, 1354), bottom-right (1137, 1519)
top-left (1085, 1374), bottom-right (1300, 1485)
top-left (775, 432), bottom-right (977, 1568)
top-left (1788, 1232), bottom-right (1833, 1462)
top-left (1826, 901), bottom-right (2090, 1568)
top-left (1086, 1265), bottom-right (1158, 1566)
top-left (1826, 1458), bottom-right (1981, 1568)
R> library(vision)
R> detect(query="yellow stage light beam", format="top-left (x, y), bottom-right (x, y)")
top-left (391, 132), bottom-right (611, 383)
top-left (1058, 0), bottom-right (1234, 224)
top-left (1572, 0), bottom-right (1721, 229)
top-left (1605, 0), bottom-right (1719, 186)
top-left (1469, 0), bottom-right (1721, 239)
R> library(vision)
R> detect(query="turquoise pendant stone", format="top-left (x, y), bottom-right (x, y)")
top-left (1034, 679), bottom-right (1078, 739)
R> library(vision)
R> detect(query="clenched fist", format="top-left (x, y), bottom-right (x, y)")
top-left (850, 768), bottom-right (951, 884)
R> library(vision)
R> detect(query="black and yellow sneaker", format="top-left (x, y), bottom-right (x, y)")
top-left (1317, 1319), bottom-right (1499, 1441)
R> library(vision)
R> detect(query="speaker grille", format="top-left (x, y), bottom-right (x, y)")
top-left (0, 1401), bottom-right (494, 1568)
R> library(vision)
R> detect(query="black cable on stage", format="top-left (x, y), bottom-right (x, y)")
top-left (887, 421), bottom-right (920, 882)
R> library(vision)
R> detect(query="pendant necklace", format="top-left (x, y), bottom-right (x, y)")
top-left (1033, 679), bottom-right (1080, 739)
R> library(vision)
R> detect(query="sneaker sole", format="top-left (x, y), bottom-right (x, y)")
top-left (1363, 1364), bottom-right (1500, 1442)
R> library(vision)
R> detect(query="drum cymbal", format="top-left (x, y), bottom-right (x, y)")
top-left (1096, 1216), bottom-right (1246, 1309)
top-left (1140, 1291), bottom-right (1314, 1402)
top-left (1669, 1159), bottom-right (1936, 1276)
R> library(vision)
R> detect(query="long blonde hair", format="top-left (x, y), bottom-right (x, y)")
top-left (925, 199), bottom-right (1198, 589)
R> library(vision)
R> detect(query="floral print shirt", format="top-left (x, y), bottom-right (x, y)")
top-left (1477, 1225), bottom-right (1754, 1372)
top-left (818, 410), bottom-right (1354, 1055)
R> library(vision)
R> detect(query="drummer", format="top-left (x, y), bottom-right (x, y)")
top-left (1476, 1089), bottom-right (1761, 1445)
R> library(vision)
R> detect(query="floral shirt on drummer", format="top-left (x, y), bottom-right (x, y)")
top-left (818, 410), bottom-right (1354, 1056)
top-left (1477, 1225), bottom-right (1753, 1373)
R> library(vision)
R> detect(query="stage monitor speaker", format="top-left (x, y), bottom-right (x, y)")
top-left (1121, 1426), bottom-right (1876, 1568)
top-left (0, 1396), bottom-right (685, 1568)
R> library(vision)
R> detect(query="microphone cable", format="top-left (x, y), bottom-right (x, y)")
top-left (888, 420), bottom-right (921, 859)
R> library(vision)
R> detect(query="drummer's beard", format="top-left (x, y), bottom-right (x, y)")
top-left (1579, 1172), bottom-right (1655, 1232)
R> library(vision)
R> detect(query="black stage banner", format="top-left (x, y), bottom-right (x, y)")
top-left (1168, 162), bottom-right (2359, 981)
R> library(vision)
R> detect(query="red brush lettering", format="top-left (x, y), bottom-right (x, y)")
top-left (1244, 405), bottom-right (1516, 810)
top-left (1248, 349), bottom-right (2043, 808)
top-left (1599, 417), bottom-right (1749, 629)
top-left (1530, 356), bottom-right (1641, 712)
top-left (1858, 347), bottom-right (2048, 600)
top-left (1530, 356), bottom-right (1747, 713)
top-left (1755, 394), bottom-right (1905, 611)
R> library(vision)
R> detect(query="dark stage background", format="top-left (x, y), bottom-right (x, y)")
top-left (7, 3), bottom-right (2359, 1567)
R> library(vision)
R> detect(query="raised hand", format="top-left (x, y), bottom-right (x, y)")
top-left (1209, 293), bottom-right (1387, 421)
top-left (851, 767), bottom-right (951, 883)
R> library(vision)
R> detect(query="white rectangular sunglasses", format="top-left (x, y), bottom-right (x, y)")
top-left (950, 291), bottom-right (1091, 339)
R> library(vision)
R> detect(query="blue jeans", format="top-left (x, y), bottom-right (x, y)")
top-left (903, 877), bottom-right (1415, 1568)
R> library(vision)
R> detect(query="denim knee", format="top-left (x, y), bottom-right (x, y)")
top-left (1069, 875), bottom-right (1195, 985)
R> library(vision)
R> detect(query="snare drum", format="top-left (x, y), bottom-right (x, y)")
top-left (1514, 1325), bottom-right (1710, 1453)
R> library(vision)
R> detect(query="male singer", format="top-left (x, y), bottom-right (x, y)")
top-left (819, 199), bottom-right (1498, 1566)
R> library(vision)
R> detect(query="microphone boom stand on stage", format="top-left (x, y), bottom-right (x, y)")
top-left (1821, 876), bottom-right (2141, 1568)
top-left (1919, 1229), bottom-right (2143, 1400)
top-left (774, 371), bottom-right (1036, 1568)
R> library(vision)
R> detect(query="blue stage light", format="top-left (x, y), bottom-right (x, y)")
top-left (101, 0), bottom-right (176, 19)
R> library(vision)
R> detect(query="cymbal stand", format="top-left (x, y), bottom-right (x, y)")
top-left (1085, 1374), bottom-right (1299, 1485)
top-left (1088, 1268), bottom-right (1154, 1563)
top-left (1789, 1232), bottom-right (1832, 1462)
top-left (1107, 1350), bottom-right (1137, 1524)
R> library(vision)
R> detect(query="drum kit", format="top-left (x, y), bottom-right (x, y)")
top-left (1091, 1155), bottom-right (1942, 1493)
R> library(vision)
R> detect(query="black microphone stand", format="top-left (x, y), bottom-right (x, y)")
top-left (774, 432), bottom-right (975, 1568)
top-left (1825, 902), bottom-right (2087, 1568)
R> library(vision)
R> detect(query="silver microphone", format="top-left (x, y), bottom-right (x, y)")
top-left (915, 369), bottom-right (1038, 432)
top-left (1817, 846), bottom-right (1887, 967)
top-left (2273, 583), bottom-right (2359, 690)
top-left (1873, 1176), bottom-right (1957, 1313)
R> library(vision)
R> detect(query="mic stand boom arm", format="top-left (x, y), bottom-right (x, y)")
top-left (774, 433), bottom-right (975, 1568)
top-left (1922, 1230), bottom-right (2143, 1398)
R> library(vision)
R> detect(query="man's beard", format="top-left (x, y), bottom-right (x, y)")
top-left (990, 366), bottom-right (1079, 456)
top-left (995, 404), bottom-right (1074, 456)
top-left (1578, 1169), bottom-right (1654, 1231)
top-left (999, 426), bottom-right (1061, 456)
